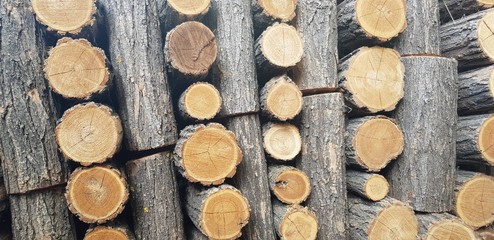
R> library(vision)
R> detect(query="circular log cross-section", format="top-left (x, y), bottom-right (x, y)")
top-left (263, 122), bottom-right (302, 161)
top-left (458, 114), bottom-right (494, 166)
top-left (84, 226), bottom-right (130, 240)
top-left (425, 221), bottom-right (476, 240)
top-left (260, 75), bottom-right (304, 121)
top-left (273, 203), bottom-right (318, 240)
top-left (66, 166), bottom-right (128, 224)
top-left (269, 166), bottom-right (311, 204)
top-left (178, 82), bottom-right (221, 121)
top-left (456, 173), bottom-right (494, 228)
top-left (167, 0), bottom-right (210, 17)
top-left (347, 170), bottom-right (389, 201)
top-left (32, 0), bottom-right (96, 34)
top-left (479, 116), bottom-right (494, 164)
top-left (257, 0), bottom-right (297, 22)
top-left (356, 0), bottom-right (407, 41)
top-left (56, 103), bottom-right (123, 166)
top-left (44, 38), bottom-right (109, 99)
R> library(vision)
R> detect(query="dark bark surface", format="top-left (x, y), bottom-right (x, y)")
top-left (457, 114), bottom-right (494, 166)
top-left (458, 65), bottom-right (494, 115)
top-left (439, 0), bottom-right (493, 24)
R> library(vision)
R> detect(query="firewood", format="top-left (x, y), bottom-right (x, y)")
top-left (479, 227), bottom-right (494, 240)
top-left (345, 115), bottom-right (404, 172)
top-left (66, 165), bottom-right (128, 224)
top-left (260, 75), bottom-right (303, 121)
top-left (346, 170), bottom-right (389, 201)
top-left (268, 165), bottom-right (311, 205)
top-left (159, 0), bottom-right (211, 32)
top-left (84, 224), bottom-right (135, 240)
top-left (457, 114), bottom-right (494, 166)
top-left (458, 65), bottom-right (494, 115)
top-left (439, 0), bottom-right (494, 24)
top-left (187, 226), bottom-right (208, 240)
top-left (55, 102), bottom-right (122, 166)
top-left (252, 0), bottom-right (297, 34)
top-left (416, 213), bottom-right (477, 240)
top-left (272, 200), bottom-right (318, 240)
top-left (32, 0), bottom-right (96, 35)
top-left (178, 82), bottom-right (221, 121)
top-left (262, 122), bottom-right (302, 161)
top-left (338, 47), bottom-right (405, 114)
top-left (174, 123), bottom-right (242, 186)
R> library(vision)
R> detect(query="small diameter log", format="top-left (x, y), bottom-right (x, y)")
top-left (338, 47), bottom-right (405, 114)
top-left (345, 115), bottom-right (404, 171)
top-left (346, 170), bottom-right (389, 201)
top-left (66, 165), bottom-right (129, 224)
top-left (55, 102), bottom-right (123, 166)
top-left (439, 0), bottom-right (494, 24)
top-left (186, 184), bottom-right (250, 240)
top-left (454, 170), bottom-right (494, 229)
top-left (388, 56), bottom-right (457, 213)
top-left (252, 0), bottom-right (297, 34)
top-left (296, 93), bottom-right (346, 239)
top-left (272, 201), bottom-right (318, 240)
top-left (347, 196), bottom-right (419, 240)
top-left (174, 123), bottom-right (242, 186)
top-left (84, 225), bottom-right (135, 240)
top-left (457, 114), bottom-right (494, 166)
top-left (125, 152), bottom-right (185, 240)
top-left (440, 9), bottom-right (494, 69)
top-left (458, 65), bottom-right (494, 115)
top-left (32, 0), bottom-right (96, 35)
top-left (262, 122), bottom-right (302, 161)
top-left (159, 0), bottom-right (211, 32)
top-left (165, 21), bottom-right (217, 81)
top-left (268, 165), bottom-right (311, 205)
top-left (416, 213), bottom-right (477, 240)
top-left (337, 0), bottom-right (407, 52)
top-left (178, 82), bottom-right (221, 121)
top-left (260, 75), bottom-right (303, 121)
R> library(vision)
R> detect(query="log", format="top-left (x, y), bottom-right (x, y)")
top-left (226, 114), bottom-right (276, 239)
top-left (187, 226), bottom-right (208, 240)
top-left (346, 170), bottom-right (389, 201)
top-left (439, 0), bottom-right (494, 24)
top-left (66, 165), bottom-right (129, 224)
top-left (440, 9), bottom-right (494, 69)
top-left (159, 0), bottom-right (211, 32)
top-left (84, 224), bottom-right (135, 240)
top-left (173, 123), bottom-right (242, 185)
top-left (252, 0), bottom-right (297, 34)
top-left (272, 200), bottom-right (318, 240)
top-left (125, 152), bottom-right (185, 240)
top-left (186, 184), bottom-right (250, 240)
top-left (347, 196), bottom-right (419, 240)
top-left (345, 115), bottom-right (404, 172)
top-left (164, 21), bottom-right (217, 81)
top-left (416, 213), bottom-right (477, 240)
top-left (268, 165), bottom-right (311, 205)
top-left (296, 93), bottom-right (346, 239)
top-left (388, 56), bottom-right (457, 212)
top-left (0, 0), bottom-right (68, 194)
top-left (457, 114), bottom-right (494, 166)
top-left (337, 0), bottom-right (407, 53)
top-left (458, 65), bottom-right (494, 115)
top-left (479, 227), bottom-right (494, 240)
top-left (262, 122), bottom-right (302, 161)
top-left (178, 82), bottom-right (222, 121)
top-left (338, 47), bottom-right (405, 115)
top-left (100, 0), bottom-right (178, 151)
top-left (454, 170), bottom-right (494, 229)
top-left (260, 75), bottom-right (303, 121)
top-left (55, 102), bottom-right (122, 166)
top-left (32, 0), bottom-right (96, 35)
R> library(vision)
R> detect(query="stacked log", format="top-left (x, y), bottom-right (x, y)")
top-left (457, 114), bottom-right (494, 166)
top-left (262, 122), bottom-right (302, 161)
top-left (439, 0), bottom-right (494, 23)
top-left (159, 0), bottom-right (211, 32)
top-left (252, 0), bottom-right (297, 35)
top-left (268, 166), bottom-right (311, 205)
top-left (84, 224), bottom-right (135, 240)
top-left (346, 170), bottom-right (389, 202)
top-left (260, 75), bottom-right (303, 121)
top-left (458, 65), bottom-right (494, 115)
top-left (272, 200), bottom-right (318, 240)
top-left (178, 82), bottom-right (222, 121)
top-left (416, 213), bottom-right (477, 240)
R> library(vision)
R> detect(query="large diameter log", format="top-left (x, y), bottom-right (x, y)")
top-left (227, 114), bottom-right (275, 239)
top-left (416, 213), bottom-right (477, 240)
top-left (126, 152), bottom-right (185, 240)
top-left (388, 56), bottom-right (457, 212)
top-left (178, 82), bottom-right (222, 121)
top-left (458, 65), bottom-right (494, 115)
top-left (159, 0), bottom-right (211, 32)
top-left (252, 0), bottom-right (297, 34)
top-left (262, 122), bottom-right (302, 161)
top-left (440, 9), bottom-right (494, 69)
top-left (439, 0), bottom-right (494, 24)
top-left (346, 170), bottom-right (389, 201)
top-left (260, 75), bottom-right (303, 121)
top-left (296, 93), bottom-right (346, 239)
top-left (457, 114), bottom-right (494, 166)
top-left (84, 224), bottom-right (135, 240)
top-left (268, 165), bottom-right (311, 205)
top-left (32, 0), bottom-right (96, 35)
top-left (272, 200), bottom-right (318, 240)
top-left (100, 0), bottom-right (178, 151)
top-left (0, 0), bottom-right (68, 194)
top-left (347, 196), bottom-right (419, 240)
top-left (346, 116), bottom-right (404, 172)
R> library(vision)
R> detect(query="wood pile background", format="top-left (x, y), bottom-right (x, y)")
top-left (0, 0), bottom-right (494, 239)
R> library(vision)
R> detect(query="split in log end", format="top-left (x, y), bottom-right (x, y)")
top-left (167, 0), bottom-right (211, 17)
top-left (179, 82), bottom-right (221, 120)
top-left (263, 123), bottom-right (302, 161)
top-left (278, 206), bottom-right (318, 240)
top-left (32, 0), bottom-right (96, 34)
top-left (365, 174), bottom-right (389, 201)
top-left (271, 167), bottom-right (311, 204)
top-left (257, 23), bottom-right (303, 69)
top-left (368, 203), bottom-right (418, 239)
top-left (258, 0), bottom-right (297, 22)
top-left (425, 221), bottom-right (476, 240)
top-left (478, 11), bottom-right (494, 63)
top-left (479, 116), bottom-right (494, 165)
top-left (456, 174), bottom-right (494, 228)
top-left (261, 75), bottom-right (303, 121)
top-left (84, 226), bottom-right (130, 240)
top-left (355, 0), bottom-right (407, 41)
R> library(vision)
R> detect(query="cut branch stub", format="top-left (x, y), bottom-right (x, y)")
top-left (262, 122), bottom-right (302, 161)
top-left (174, 123), bottom-right (242, 185)
top-left (55, 102), bottom-right (123, 166)
top-left (44, 37), bottom-right (109, 99)
top-left (66, 166), bottom-right (128, 224)
top-left (178, 82), bottom-right (221, 121)
top-left (260, 75), bottom-right (303, 121)
top-left (272, 202), bottom-right (318, 240)
top-left (268, 165), bottom-right (311, 204)
top-left (32, 0), bottom-right (96, 35)
top-left (84, 225), bottom-right (132, 240)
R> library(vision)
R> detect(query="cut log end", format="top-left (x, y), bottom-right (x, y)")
top-left (84, 226), bottom-right (129, 240)
top-left (425, 221), bottom-right (476, 240)
top-left (478, 11), bottom-right (494, 62)
top-left (479, 0), bottom-right (494, 6)
top-left (258, 0), bottom-right (297, 22)
top-left (355, 0), bottom-right (407, 41)
top-left (261, 75), bottom-right (303, 121)
top-left (32, 0), bottom-right (96, 34)
top-left (368, 204), bottom-right (418, 240)
top-left (55, 102), bottom-right (122, 166)
top-left (179, 82), bottom-right (221, 120)
top-left (456, 175), bottom-right (494, 228)
top-left (365, 174), bottom-right (389, 201)
top-left (263, 123), bottom-right (302, 161)
top-left (271, 167), bottom-right (311, 204)
top-left (45, 38), bottom-right (109, 99)
top-left (259, 23), bottom-right (303, 68)
top-left (167, 0), bottom-right (211, 17)
top-left (66, 166), bottom-right (128, 224)
top-left (279, 206), bottom-right (318, 240)
top-left (479, 115), bottom-right (494, 165)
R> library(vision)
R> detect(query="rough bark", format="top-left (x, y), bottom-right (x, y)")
top-left (416, 213), bottom-right (476, 240)
top-left (295, 93), bottom-right (346, 239)
top-left (346, 170), bottom-right (389, 201)
top-left (458, 65), bottom-right (494, 115)
top-left (457, 114), bottom-right (494, 166)
top-left (439, 0), bottom-right (494, 24)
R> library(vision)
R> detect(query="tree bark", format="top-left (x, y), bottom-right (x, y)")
top-left (416, 213), bottom-right (476, 240)
top-left (346, 170), bottom-right (389, 201)
top-left (457, 114), bottom-right (494, 166)
top-left (458, 65), bottom-right (494, 115)
top-left (439, 0), bottom-right (494, 24)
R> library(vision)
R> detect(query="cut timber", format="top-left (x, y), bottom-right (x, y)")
top-left (296, 93), bottom-right (346, 239)
top-left (44, 37), bottom-right (109, 100)
top-left (268, 165), bottom-right (311, 204)
top-left (32, 0), bottom-right (96, 35)
top-left (457, 114), bottom-right (494, 166)
top-left (338, 0), bottom-right (407, 52)
top-left (100, 0), bottom-right (178, 151)
top-left (165, 21), bottom-right (217, 81)
top-left (345, 115), bottom-right (404, 171)
top-left (388, 56), bottom-right (457, 212)
top-left (262, 122), bottom-right (302, 161)
top-left (458, 65), bottom-right (494, 115)
top-left (346, 170), bottom-right (389, 201)
top-left (252, 0), bottom-right (297, 34)
top-left (347, 196), bottom-right (419, 240)
top-left (272, 201), bottom-right (318, 240)
top-left (440, 9), bottom-right (494, 69)
top-left (66, 165), bottom-right (128, 224)
top-left (159, 0), bottom-right (210, 32)
top-left (480, 228), bottom-right (494, 240)
top-left (338, 47), bottom-right (405, 114)
top-left (186, 184), bottom-right (250, 240)
top-left (439, 0), bottom-right (494, 24)
top-left (260, 75), bottom-right (303, 121)
top-left (416, 213), bottom-right (477, 240)
top-left (178, 82), bottom-right (221, 121)
top-left (56, 102), bottom-right (122, 166)
top-left (84, 225), bottom-right (135, 240)
top-left (454, 170), bottom-right (494, 229)
top-left (126, 152), bottom-right (185, 239)
top-left (174, 123), bottom-right (242, 185)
